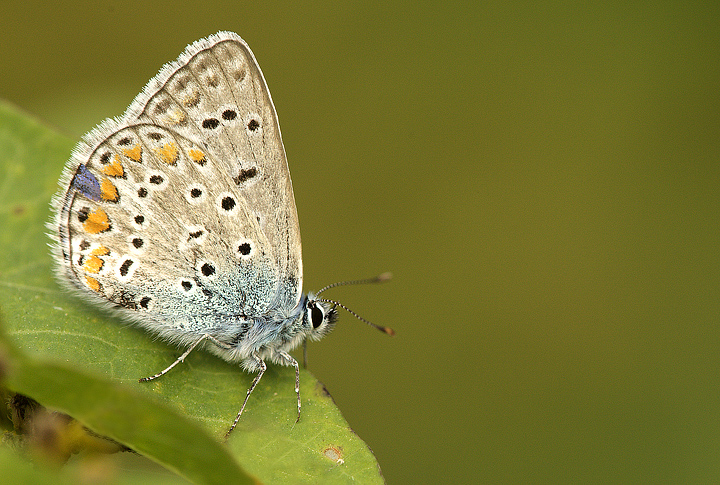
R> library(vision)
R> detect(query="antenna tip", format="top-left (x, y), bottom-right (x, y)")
top-left (381, 326), bottom-right (396, 337)
top-left (376, 272), bottom-right (393, 283)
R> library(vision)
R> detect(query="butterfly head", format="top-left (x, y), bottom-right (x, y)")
top-left (300, 273), bottom-right (395, 343)
top-left (303, 295), bottom-right (339, 341)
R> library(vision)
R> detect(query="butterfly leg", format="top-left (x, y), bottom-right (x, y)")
top-left (278, 350), bottom-right (301, 424)
top-left (225, 352), bottom-right (266, 439)
top-left (302, 340), bottom-right (308, 369)
top-left (139, 333), bottom-right (218, 382)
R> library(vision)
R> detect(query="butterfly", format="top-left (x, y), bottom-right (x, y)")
top-left (50, 31), bottom-right (392, 438)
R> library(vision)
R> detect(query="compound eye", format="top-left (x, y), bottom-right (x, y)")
top-left (310, 302), bottom-right (324, 329)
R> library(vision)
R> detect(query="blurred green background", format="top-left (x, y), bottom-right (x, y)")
top-left (2, 1), bottom-right (719, 483)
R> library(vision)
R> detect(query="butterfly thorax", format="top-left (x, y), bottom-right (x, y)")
top-left (203, 293), bottom-right (337, 370)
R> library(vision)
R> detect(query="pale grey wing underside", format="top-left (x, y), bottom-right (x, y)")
top-left (54, 32), bottom-right (302, 339)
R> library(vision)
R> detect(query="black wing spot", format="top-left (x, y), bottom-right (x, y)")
top-left (221, 196), bottom-right (236, 211)
top-left (234, 167), bottom-right (257, 185)
top-left (238, 242), bottom-right (251, 255)
top-left (200, 263), bottom-right (215, 276)
top-left (119, 259), bottom-right (134, 277)
top-left (247, 119), bottom-right (260, 131)
top-left (77, 207), bottom-right (89, 223)
top-left (202, 118), bottom-right (220, 129)
top-left (188, 229), bottom-right (204, 240)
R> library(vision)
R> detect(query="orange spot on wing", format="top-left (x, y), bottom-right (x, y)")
top-left (83, 254), bottom-right (104, 273)
top-left (92, 245), bottom-right (110, 256)
top-left (101, 178), bottom-right (119, 202)
top-left (83, 208), bottom-right (111, 234)
top-left (102, 155), bottom-right (125, 177)
top-left (189, 148), bottom-right (207, 165)
top-left (123, 144), bottom-right (142, 163)
top-left (85, 276), bottom-right (101, 292)
top-left (154, 142), bottom-right (179, 165)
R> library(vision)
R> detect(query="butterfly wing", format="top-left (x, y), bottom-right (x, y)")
top-left (52, 32), bottom-right (302, 345)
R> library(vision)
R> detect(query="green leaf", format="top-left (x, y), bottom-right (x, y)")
top-left (0, 99), bottom-right (384, 484)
